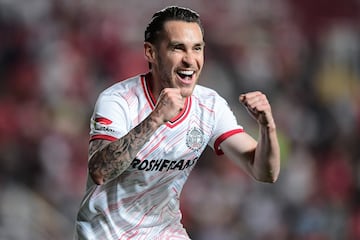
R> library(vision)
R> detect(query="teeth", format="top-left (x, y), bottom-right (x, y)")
top-left (178, 70), bottom-right (194, 76)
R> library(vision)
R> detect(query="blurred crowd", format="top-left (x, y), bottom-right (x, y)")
top-left (0, 0), bottom-right (360, 239)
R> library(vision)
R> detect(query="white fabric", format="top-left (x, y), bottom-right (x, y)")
top-left (75, 74), bottom-right (243, 240)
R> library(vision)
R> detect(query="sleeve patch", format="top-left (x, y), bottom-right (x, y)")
top-left (95, 117), bottom-right (113, 125)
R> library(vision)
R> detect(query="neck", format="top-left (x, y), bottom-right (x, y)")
top-left (145, 72), bottom-right (161, 101)
top-left (146, 71), bottom-right (167, 101)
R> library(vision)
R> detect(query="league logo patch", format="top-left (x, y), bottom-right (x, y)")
top-left (93, 117), bottom-right (116, 133)
top-left (95, 117), bottom-right (112, 125)
top-left (186, 127), bottom-right (204, 151)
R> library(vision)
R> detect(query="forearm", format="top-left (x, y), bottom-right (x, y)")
top-left (253, 124), bottom-right (280, 183)
top-left (89, 114), bottom-right (162, 185)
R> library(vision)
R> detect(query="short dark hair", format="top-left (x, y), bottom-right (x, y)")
top-left (144, 6), bottom-right (204, 44)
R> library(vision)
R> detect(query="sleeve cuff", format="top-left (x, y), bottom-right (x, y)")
top-left (89, 134), bottom-right (118, 142)
top-left (214, 129), bottom-right (244, 155)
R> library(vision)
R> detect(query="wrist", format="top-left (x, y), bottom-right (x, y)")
top-left (148, 112), bottom-right (165, 128)
top-left (259, 121), bottom-right (276, 132)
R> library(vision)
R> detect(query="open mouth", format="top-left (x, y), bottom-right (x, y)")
top-left (177, 70), bottom-right (195, 82)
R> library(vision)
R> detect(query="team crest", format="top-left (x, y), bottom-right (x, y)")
top-left (186, 127), bottom-right (205, 151)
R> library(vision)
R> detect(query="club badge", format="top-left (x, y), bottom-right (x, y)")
top-left (186, 127), bottom-right (205, 151)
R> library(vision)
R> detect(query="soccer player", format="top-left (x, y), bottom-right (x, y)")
top-left (74, 6), bottom-right (280, 240)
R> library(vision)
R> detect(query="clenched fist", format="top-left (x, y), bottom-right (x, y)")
top-left (152, 88), bottom-right (186, 124)
top-left (240, 91), bottom-right (276, 129)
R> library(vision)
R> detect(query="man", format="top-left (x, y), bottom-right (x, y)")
top-left (74, 6), bottom-right (280, 240)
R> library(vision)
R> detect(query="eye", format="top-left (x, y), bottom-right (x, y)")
top-left (193, 44), bottom-right (204, 52)
top-left (170, 44), bottom-right (185, 51)
top-left (194, 46), bottom-right (203, 51)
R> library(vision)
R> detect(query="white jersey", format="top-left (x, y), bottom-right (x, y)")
top-left (75, 73), bottom-right (244, 240)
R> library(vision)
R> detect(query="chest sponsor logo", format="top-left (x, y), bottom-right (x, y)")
top-left (186, 127), bottom-right (204, 151)
top-left (131, 157), bottom-right (198, 171)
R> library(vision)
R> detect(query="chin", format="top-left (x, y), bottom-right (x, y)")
top-left (180, 88), bottom-right (194, 97)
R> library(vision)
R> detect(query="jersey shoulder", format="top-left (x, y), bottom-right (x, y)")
top-left (193, 85), bottom-right (219, 99)
top-left (192, 84), bottom-right (227, 106)
top-left (100, 75), bottom-right (142, 97)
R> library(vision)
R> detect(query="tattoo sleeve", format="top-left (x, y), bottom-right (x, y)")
top-left (88, 115), bottom-right (161, 185)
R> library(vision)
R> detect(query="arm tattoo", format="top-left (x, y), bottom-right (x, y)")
top-left (88, 116), bottom-right (160, 184)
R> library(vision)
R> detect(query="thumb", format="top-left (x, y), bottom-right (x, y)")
top-left (239, 94), bottom-right (251, 109)
top-left (239, 94), bottom-right (246, 103)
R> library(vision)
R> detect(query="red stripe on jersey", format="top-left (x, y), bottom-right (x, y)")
top-left (89, 134), bottom-right (117, 142)
top-left (94, 117), bottom-right (112, 125)
top-left (141, 73), bottom-right (156, 108)
top-left (119, 205), bottom-right (156, 239)
top-left (214, 129), bottom-right (244, 155)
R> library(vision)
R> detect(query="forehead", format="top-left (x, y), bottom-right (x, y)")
top-left (161, 20), bottom-right (204, 44)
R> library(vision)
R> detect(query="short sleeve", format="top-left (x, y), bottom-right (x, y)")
top-left (208, 96), bottom-right (244, 155)
top-left (89, 93), bottom-right (129, 142)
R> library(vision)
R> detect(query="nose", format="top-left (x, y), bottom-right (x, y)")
top-left (182, 52), bottom-right (196, 67)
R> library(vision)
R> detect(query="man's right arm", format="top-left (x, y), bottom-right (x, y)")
top-left (88, 114), bottom-right (162, 185)
top-left (88, 88), bottom-right (186, 185)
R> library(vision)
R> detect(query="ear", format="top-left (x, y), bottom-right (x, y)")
top-left (144, 42), bottom-right (156, 64)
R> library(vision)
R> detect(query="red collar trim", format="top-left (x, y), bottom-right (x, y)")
top-left (166, 97), bottom-right (191, 128)
top-left (141, 73), bottom-right (156, 108)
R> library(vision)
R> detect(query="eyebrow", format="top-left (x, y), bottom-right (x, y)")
top-left (168, 41), bottom-right (205, 48)
top-left (195, 42), bottom-right (205, 47)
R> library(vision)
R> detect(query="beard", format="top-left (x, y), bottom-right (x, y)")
top-left (155, 55), bottom-right (198, 97)
top-left (156, 55), bottom-right (174, 89)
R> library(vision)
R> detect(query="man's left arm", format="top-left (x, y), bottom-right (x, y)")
top-left (220, 91), bottom-right (280, 183)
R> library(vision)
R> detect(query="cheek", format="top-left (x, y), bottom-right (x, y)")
top-left (159, 54), bottom-right (177, 69)
top-left (197, 55), bottom-right (204, 67)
